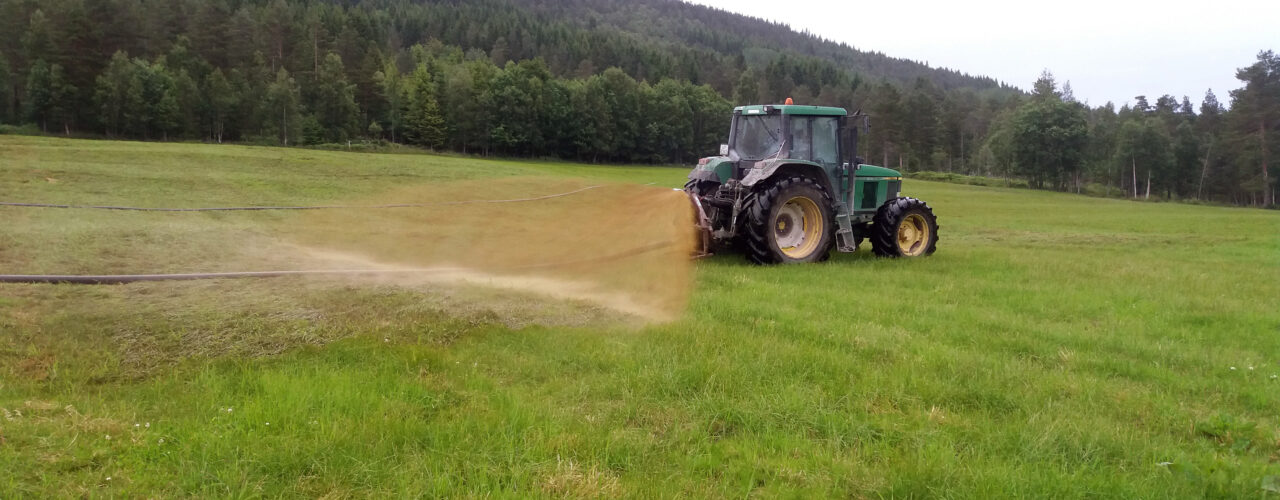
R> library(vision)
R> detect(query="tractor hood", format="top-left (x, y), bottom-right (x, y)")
top-left (852, 165), bottom-right (902, 178)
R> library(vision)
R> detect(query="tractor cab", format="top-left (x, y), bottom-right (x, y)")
top-left (685, 100), bottom-right (937, 264)
top-left (726, 104), bottom-right (844, 170)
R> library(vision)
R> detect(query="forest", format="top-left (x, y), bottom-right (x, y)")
top-left (1, 0), bottom-right (1275, 207)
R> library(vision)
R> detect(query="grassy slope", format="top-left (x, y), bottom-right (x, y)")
top-left (2, 136), bottom-right (1279, 497)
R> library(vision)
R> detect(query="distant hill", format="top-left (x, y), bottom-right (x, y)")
top-left (501, 0), bottom-right (1012, 92)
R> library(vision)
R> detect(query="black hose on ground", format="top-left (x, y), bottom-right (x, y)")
top-left (0, 240), bottom-right (680, 285)
top-left (0, 270), bottom-right (404, 284)
top-left (0, 185), bottom-right (603, 212)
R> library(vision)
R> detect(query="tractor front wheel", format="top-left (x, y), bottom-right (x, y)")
top-left (742, 176), bottom-right (835, 264)
top-left (871, 197), bottom-right (939, 258)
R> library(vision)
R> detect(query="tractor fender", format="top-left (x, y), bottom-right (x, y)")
top-left (687, 156), bottom-right (734, 184)
top-left (740, 159), bottom-right (835, 195)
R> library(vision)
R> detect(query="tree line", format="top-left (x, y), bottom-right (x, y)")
top-left (0, 0), bottom-right (1274, 206)
top-left (970, 53), bottom-right (1278, 207)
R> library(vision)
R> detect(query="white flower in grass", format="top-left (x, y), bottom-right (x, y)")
top-left (1230, 366), bottom-right (1237, 370)
top-left (104, 435), bottom-right (111, 440)
top-left (145, 422), bottom-right (150, 428)
top-left (1249, 366), bottom-right (1255, 370)
top-left (134, 423), bottom-right (139, 428)
top-left (106, 477), bottom-right (112, 481)
top-left (265, 422), bottom-right (270, 426)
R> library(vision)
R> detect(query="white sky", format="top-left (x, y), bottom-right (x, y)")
top-left (684, 0), bottom-right (1279, 108)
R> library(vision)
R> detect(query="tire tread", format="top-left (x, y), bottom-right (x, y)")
top-left (740, 175), bottom-right (834, 264)
top-left (870, 197), bottom-right (939, 258)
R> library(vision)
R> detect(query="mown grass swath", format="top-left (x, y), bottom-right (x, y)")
top-left (2, 136), bottom-right (1279, 497)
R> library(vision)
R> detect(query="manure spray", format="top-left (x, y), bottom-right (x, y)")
top-left (279, 177), bottom-right (697, 321)
top-left (2, 177), bottom-right (698, 323)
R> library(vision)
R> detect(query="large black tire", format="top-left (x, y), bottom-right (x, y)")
top-left (870, 197), bottom-right (939, 258)
top-left (741, 176), bottom-right (835, 264)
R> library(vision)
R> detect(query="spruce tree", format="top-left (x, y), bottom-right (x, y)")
top-left (309, 52), bottom-right (360, 142)
top-left (25, 59), bottom-right (74, 134)
top-left (373, 62), bottom-right (405, 143)
top-left (265, 68), bottom-right (301, 145)
top-left (1226, 50), bottom-right (1279, 206)
top-left (402, 64), bottom-right (445, 149)
top-left (0, 55), bottom-right (11, 123)
top-left (204, 69), bottom-right (236, 143)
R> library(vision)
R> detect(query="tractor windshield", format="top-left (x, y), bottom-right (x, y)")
top-left (730, 114), bottom-right (784, 161)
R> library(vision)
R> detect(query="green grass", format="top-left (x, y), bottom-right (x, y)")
top-left (3, 136), bottom-right (1280, 497)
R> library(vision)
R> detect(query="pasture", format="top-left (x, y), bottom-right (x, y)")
top-left (2, 136), bottom-right (1278, 497)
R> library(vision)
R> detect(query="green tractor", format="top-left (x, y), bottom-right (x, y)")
top-left (685, 101), bottom-right (939, 264)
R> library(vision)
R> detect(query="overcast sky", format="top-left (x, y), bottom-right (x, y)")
top-left (684, 0), bottom-right (1278, 108)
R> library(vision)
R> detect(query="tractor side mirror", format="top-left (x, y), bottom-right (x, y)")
top-left (719, 144), bottom-right (729, 156)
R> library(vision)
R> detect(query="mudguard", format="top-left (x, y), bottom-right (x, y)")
top-left (687, 156), bottom-right (734, 184)
top-left (741, 158), bottom-right (834, 194)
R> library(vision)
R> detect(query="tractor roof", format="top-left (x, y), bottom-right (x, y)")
top-left (734, 104), bottom-right (847, 116)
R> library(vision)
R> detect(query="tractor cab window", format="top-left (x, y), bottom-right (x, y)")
top-left (811, 117), bottom-right (839, 166)
top-left (785, 116), bottom-right (838, 166)
top-left (730, 114), bottom-right (783, 161)
top-left (789, 117), bottom-right (811, 161)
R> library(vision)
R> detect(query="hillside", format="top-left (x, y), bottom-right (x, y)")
top-left (500, 0), bottom-right (1010, 91)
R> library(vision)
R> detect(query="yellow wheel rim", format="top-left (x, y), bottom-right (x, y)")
top-left (775, 196), bottom-right (824, 259)
top-left (896, 213), bottom-right (930, 256)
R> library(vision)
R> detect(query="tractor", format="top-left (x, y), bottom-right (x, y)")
top-left (684, 100), bottom-right (939, 264)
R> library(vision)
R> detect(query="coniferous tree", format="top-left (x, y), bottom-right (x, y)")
top-left (308, 52), bottom-right (360, 142)
top-left (1169, 121), bottom-right (1200, 198)
top-left (204, 68), bottom-right (236, 143)
top-left (1008, 72), bottom-right (1089, 190)
top-left (25, 59), bottom-right (74, 134)
top-left (1196, 90), bottom-right (1225, 199)
top-left (265, 68), bottom-right (301, 145)
top-left (402, 64), bottom-right (445, 149)
top-left (373, 62), bottom-right (405, 143)
top-left (732, 68), bottom-right (761, 105)
top-left (1084, 103), bottom-right (1119, 192)
top-left (902, 78), bottom-right (941, 170)
top-left (172, 69), bottom-right (202, 139)
top-left (436, 63), bottom-right (473, 151)
top-left (151, 70), bottom-right (180, 140)
top-left (1115, 118), bottom-right (1173, 199)
top-left (95, 52), bottom-right (136, 137)
top-left (21, 10), bottom-right (54, 66)
top-left (1226, 50), bottom-right (1279, 206)
top-left (0, 55), bottom-right (11, 123)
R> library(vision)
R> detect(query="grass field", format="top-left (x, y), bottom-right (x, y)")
top-left (2, 135), bottom-right (1279, 497)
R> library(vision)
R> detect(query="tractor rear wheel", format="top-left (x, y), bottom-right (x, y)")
top-left (742, 176), bottom-right (835, 264)
top-left (871, 197), bottom-right (938, 258)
